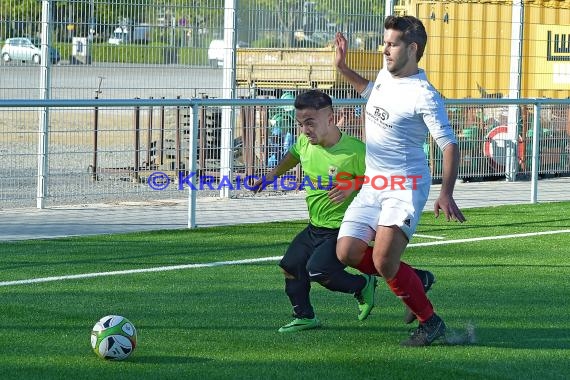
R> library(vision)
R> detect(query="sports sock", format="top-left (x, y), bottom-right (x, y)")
top-left (285, 278), bottom-right (314, 319)
top-left (386, 262), bottom-right (434, 323)
top-left (355, 246), bottom-right (379, 275)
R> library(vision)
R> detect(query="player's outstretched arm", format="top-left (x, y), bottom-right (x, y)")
top-left (250, 152), bottom-right (299, 194)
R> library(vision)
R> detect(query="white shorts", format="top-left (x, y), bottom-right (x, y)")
top-left (338, 186), bottom-right (429, 242)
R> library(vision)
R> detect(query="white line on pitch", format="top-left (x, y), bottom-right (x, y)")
top-left (0, 256), bottom-right (283, 287)
top-left (1, 229), bottom-right (569, 287)
top-left (407, 229), bottom-right (570, 247)
top-left (413, 234), bottom-right (445, 240)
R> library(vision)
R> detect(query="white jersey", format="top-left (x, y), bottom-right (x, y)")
top-left (362, 68), bottom-right (456, 188)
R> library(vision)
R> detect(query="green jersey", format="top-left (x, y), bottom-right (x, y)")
top-left (289, 133), bottom-right (366, 229)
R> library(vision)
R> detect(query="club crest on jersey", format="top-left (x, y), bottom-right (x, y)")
top-left (328, 166), bottom-right (338, 177)
top-left (373, 107), bottom-right (389, 121)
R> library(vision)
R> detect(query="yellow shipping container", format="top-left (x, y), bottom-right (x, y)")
top-left (396, 0), bottom-right (570, 98)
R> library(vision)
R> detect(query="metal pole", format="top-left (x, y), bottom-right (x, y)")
top-left (385, 0), bottom-right (394, 16)
top-left (92, 102), bottom-right (98, 181)
top-left (134, 100), bottom-right (141, 182)
top-left (147, 97), bottom-right (153, 168)
top-left (382, 0), bottom-right (394, 72)
top-left (89, 0), bottom-right (94, 40)
top-left (530, 103), bottom-right (540, 203)
top-left (187, 103), bottom-right (200, 228)
top-left (175, 95), bottom-right (181, 173)
top-left (220, 0), bottom-right (237, 198)
top-left (160, 97), bottom-right (165, 166)
top-left (88, 0), bottom-right (94, 64)
top-left (92, 77), bottom-right (103, 181)
top-left (199, 95), bottom-right (207, 173)
top-left (219, 0), bottom-right (237, 198)
top-left (506, 0), bottom-right (524, 182)
top-left (37, 0), bottom-right (52, 209)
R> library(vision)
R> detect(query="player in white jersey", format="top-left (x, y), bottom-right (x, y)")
top-left (334, 15), bottom-right (466, 346)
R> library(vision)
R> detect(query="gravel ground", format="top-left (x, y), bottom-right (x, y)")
top-left (0, 108), bottom-right (277, 209)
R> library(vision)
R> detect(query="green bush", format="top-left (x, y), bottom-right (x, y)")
top-left (54, 42), bottom-right (208, 65)
top-left (251, 37), bottom-right (281, 48)
top-left (54, 42), bottom-right (71, 61)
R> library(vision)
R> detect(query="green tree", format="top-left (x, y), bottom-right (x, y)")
top-left (239, 0), bottom-right (304, 47)
top-left (0, 0), bottom-right (41, 37)
top-left (238, 0), bottom-right (383, 48)
top-left (0, 0), bottom-right (40, 19)
top-left (319, 0), bottom-right (384, 49)
top-left (320, 0), bottom-right (384, 31)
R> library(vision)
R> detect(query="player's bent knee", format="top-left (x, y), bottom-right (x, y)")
top-left (336, 238), bottom-right (350, 264)
top-left (279, 256), bottom-right (303, 279)
top-left (280, 267), bottom-right (296, 279)
top-left (337, 239), bottom-right (364, 267)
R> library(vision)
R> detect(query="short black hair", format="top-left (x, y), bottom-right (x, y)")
top-left (294, 90), bottom-right (333, 110)
top-left (384, 15), bottom-right (427, 62)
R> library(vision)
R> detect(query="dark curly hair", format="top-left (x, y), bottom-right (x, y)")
top-left (384, 15), bottom-right (427, 62)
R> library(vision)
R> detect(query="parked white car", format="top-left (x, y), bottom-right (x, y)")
top-left (207, 39), bottom-right (225, 68)
top-left (1, 37), bottom-right (60, 64)
top-left (108, 27), bottom-right (129, 45)
top-left (207, 39), bottom-right (248, 68)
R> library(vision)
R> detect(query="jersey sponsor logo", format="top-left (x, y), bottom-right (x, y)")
top-left (373, 107), bottom-right (389, 121)
top-left (366, 106), bottom-right (394, 129)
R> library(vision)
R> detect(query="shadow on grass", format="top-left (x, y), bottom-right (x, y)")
top-left (445, 326), bottom-right (570, 350)
top-left (131, 355), bottom-right (212, 364)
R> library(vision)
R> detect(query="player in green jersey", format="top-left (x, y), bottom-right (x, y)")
top-left (252, 90), bottom-right (377, 332)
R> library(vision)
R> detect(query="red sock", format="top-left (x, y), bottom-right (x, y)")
top-left (355, 246), bottom-right (379, 275)
top-left (386, 262), bottom-right (434, 323)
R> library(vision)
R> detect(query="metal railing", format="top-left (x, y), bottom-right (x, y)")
top-left (1, 97), bottom-right (569, 227)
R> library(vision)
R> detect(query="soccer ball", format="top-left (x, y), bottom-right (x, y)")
top-left (91, 315), bottom-right (137, 360)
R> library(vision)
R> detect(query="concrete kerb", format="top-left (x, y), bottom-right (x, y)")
top-left (1, 177), bottom-right (569, 241)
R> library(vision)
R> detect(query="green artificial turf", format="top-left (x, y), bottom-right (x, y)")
top-left (0, 202), bottom-right (568, 379)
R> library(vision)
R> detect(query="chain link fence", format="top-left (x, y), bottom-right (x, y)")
top-left (1, 1), bottom-right (570, 210)
top-left (1, 97), bottom-right (569, 209)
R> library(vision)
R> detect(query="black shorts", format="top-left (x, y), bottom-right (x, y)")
top-left (279, 224), bottom-right (346, 279)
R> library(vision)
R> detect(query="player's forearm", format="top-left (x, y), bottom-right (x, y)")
top-left (266, 152), bottom-right (299, 180)
top-left (440, 143), bottom-right (460, 196)
top-left (336, 63), bottom-right (369, 94)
